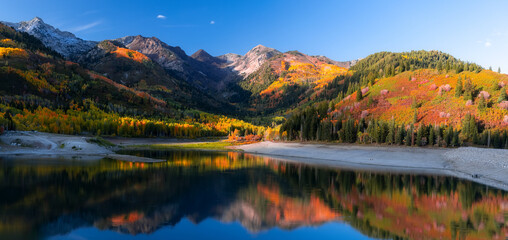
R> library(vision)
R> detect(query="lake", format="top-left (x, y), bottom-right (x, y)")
top-left (0, 150), bottom-right (506, 239)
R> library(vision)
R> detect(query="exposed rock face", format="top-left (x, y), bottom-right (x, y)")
top-left (1, 17), bottom-right (96, 59)
top-left (191, 49), bottom-right (226, 67)
top-left (115, 35), bottom-right (236, 93)
top-left (216, 53), bottom-right (241, 64)
top-left (219, 45), bottom-right (281, 76)
top-left (116, 35), bottom-right (188, 73)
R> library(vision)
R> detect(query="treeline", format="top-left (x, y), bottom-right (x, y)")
top-left (280, 104), bottom-right (508, 148)
top-left (350, 50), bottom-right (482, 79)
top-left (0, 100), bottom-right (264, 138)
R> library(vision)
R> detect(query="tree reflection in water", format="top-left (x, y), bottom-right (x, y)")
top-left (0, 150), bottom-right (506, 240)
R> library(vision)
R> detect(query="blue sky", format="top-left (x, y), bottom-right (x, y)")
top-left (1, 0), bottom-right (507, 72)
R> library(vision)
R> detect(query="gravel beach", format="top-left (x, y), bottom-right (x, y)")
top-left (235, 141), bottom-right (508, 191)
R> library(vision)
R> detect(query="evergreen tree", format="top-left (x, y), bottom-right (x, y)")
top-left (455, 78), bottom-right (463, 97)
top-left (461, 113), bottom-right (478, 143)
top-left (451, 130), bottom-right (460, 147)
top-left (416, 124), bottom-right (426, 146)
top-left (477, 97), bottom-right (487, 111)
top-left (444, 126), bottom-right (453, 147)
top-left (463, 78), bottom-right (474, 101)
top-left (498, 67), bottom-right (501, 73)
top-left (498, 87), bottom-right (507, 103)
top-left (344, 118), bottom-right (356, 143)
top-left (404, 126), bottom-right (412, 146)
top-left (395, 125), bottom-right (405, 145)
top-left (428, 125), bottom-right (435, 146)
top-left (385, 119), bottom-right (395, 144)
top-left (356, 88), bottom-right (363, 101)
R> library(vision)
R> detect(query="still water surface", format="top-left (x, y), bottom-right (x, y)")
top-left (0, 150), bottom-right (506, 239)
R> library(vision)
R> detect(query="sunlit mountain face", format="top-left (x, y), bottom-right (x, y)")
top-left (0, 151), bottom-right (506, 240)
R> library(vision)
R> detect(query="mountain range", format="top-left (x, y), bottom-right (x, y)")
top-left (1, 17), bottom-right (507, 143)
top-left (1, 17), bottom-right (356, 115)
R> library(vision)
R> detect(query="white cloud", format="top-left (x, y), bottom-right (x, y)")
top-left (485, 41), bottom-right (492, 47)
top-left (210, 20), bottom-right (215, 24)
top-left (72, 21), bottom-right (102, 32)
top-left (157, 15), bottom-right (166, 19)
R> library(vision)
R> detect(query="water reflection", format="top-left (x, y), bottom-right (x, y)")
top-left (0, 150), bottom-right (506, 240)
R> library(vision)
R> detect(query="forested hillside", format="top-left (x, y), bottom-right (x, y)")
top-left (279, 51), bottom-right (508, 148)
top-left (0, 23), bottom-right (263, 138)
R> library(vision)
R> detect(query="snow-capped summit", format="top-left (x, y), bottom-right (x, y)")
top-left (2, 17), bottom-right (96, 59)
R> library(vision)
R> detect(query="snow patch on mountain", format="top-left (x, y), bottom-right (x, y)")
top-left (2, 17), bottom-right (96, 59)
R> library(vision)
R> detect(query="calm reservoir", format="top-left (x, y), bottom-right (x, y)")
top-left (0, 150), bottom-right (506, 239)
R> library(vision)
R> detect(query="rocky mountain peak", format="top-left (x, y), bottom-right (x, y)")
top-left (225, 44), bottom-right (281, 76)
top-left (217, 53), bottom-right (241, 64)
top-left (25, 17), bottom-right (44, 28)
top-left (1, 17), bottom-right (96, 59)
top-left (191, 49), bottom-right (224, 66)
top-left (248, 44), bottom-right (277, 55)
top-left (191, 49), bottom-right (211, 58)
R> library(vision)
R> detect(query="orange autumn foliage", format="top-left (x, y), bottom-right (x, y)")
top-left (257, 184), bottom-right (340, 227)
top-left (333, 69), bottom-right (508, 130)
top-left (0, 38), bottom-right (16, 47)
top-left (0, 47), bottom-right (28, 58)
top-left (113, 47), bottom-right (150, 63)
top-left (260, 61), bottom-right (347, 96)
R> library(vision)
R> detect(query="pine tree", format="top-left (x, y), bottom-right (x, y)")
top-left (477, 97), bottom-right (487, 111)
top-left (428, 125), bottom-right (435, 146)
top-left (463, 78), bottom-right (474, 101)
top-left (385, 119), bottom-right (395, 144)
top-left (416, 124), bottom-right (425, 146)
top-left (455, 78), bottom-right (463, 97)
top-left (404, 127), bottom-right (411, 146)
top-left (444, 126), bottom-right (453, 147)
top-left (395, 125), bottom-right (405, 145)
top-left (356, 88), bottom-right (363, 101)
top-left (437, 62), bottom-right (442, 72)
top-left (498, 87), bottom-right (507, 103)
top-left (344, 118), bottom-right (356, 143)
top-left (498, 67), bottom-right (501, 73)
top-left (461, 113), bottom-right (479, 143)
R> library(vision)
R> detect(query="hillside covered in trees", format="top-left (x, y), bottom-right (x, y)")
top-left (280, 51), bottom-right (508, 148)
top-left (0, 23), bottom-right (263, 138)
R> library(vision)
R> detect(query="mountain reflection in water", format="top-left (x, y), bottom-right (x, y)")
top-left (0, 150), bottom-right (506, 240)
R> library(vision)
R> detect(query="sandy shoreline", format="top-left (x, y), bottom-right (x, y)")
top-left (234, 141), bottom-right (508, 191)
